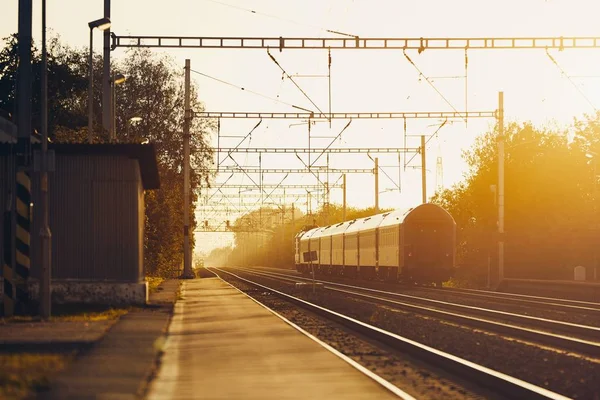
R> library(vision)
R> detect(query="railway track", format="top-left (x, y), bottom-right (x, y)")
top-left (213, 267), bottom-right (571, 400)
top-left (252, 266), bottom-right (600, 315)
top-left (231, 266), bottom-right (600, 357)
top-left (243, 266), bottom-right (600, 326)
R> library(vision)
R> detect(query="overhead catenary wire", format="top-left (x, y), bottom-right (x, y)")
top-left (403, 50), bottom-right (466, 123)
top-left (545, 49), bottom-right (597, 112)
top-left (190, 69), bottom-right (312, 112)
top-left (405, 119), bottom-right (448, 167)
top-left (267, 49), bottom-right (324, 116)
top-left (200, 0), bottom-right (357, 38)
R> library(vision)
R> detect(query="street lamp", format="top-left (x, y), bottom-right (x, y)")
top-left (126, 116), bottom-right (143, 139)
top-left (88, 17), bottom-right (111, 143)
top-left (110, 73), bottom-right (126, 142)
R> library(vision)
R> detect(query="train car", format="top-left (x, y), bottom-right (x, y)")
top-left (329, 220), bottom-right (353, 276)
top-left (295, 203), bottom-right (456, 286)
top-left (296, 227), bottom-right (319, 274)
top-left (402, 203), bottom-right (456, 286)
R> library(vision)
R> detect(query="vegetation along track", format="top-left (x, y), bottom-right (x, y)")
top-left (212, 267), bottom-right (574, 400)
top-left (217, 266), bottom-right (600, 399)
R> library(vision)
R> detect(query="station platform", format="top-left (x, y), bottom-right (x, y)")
top-left (146, 276), bottom-right (400, 400)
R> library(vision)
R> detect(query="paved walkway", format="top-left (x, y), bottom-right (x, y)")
top-left (40, 279), bottom-right (180, 400)
top-left (146, 277), bottom-right (398, 400)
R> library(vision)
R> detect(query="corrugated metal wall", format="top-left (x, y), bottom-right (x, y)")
top-left (20, 154), bottom-right (144, 282)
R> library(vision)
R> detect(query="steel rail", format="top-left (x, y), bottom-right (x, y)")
top-left (251, 266), bottom-right (600, 313)
top-left (233, 267), bottom-right (600, 357)
top-left (214, 267), bottom-right (570, 400)
top-left (442, 287), bottom-right (600, 310)
top-left (240, 267), bottom-right (600, 340)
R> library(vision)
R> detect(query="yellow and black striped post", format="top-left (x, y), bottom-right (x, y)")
top-left (14, 171), bottom-right (31, 308)
top-left (2, 210), bottom-right (14, 317)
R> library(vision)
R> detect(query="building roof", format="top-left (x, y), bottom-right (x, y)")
top-left (0, 143), bottom-right (160, 190)
top-left (49, 143), bottom-right (160, 190)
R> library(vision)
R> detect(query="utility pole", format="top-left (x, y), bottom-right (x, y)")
top-left (374, 158), bottom-right (379, 213)
top-left (342, 174), bottom-right (347, 222)
top-left (182, 59), bottom-right (193, 278)
top-left (498, 92), bottom-right (505, 283)
top-left (421, 135), bottom-right (427, 203)
top-left (15, 0), bottom-right (33, 315)
top-left (102, 0), bottom-right (111, 138)
top-left (39, 0), bottom-right (52, 319)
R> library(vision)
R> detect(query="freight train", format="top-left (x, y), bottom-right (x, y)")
top-left (294, 204), bottom-right (456, 286)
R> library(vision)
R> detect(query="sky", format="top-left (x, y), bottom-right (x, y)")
top-left (3, 0), bottom-right (600, 255)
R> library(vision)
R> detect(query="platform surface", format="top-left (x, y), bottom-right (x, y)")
top-left (146, 277), bottom-right (399, 400)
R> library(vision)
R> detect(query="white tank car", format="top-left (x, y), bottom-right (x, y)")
top-left (295, 204), bottom-right (456, 286)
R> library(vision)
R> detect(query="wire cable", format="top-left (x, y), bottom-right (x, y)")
top-left (405, 119), bottom-right (448, 167)
top-left (267, 49), bottom-right (323, 115)
top-left (403, 50), bottom-right (466, 123)
top-left (201, 0), bottom-right (356, 37)
top-left (545, 49), bottom-right (597, 112)
top-left (190, 69), bottom-right (312, 112)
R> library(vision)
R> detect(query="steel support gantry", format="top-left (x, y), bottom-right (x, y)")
top-left (196, 111), bottom-right (494, 119)
top-left (207, 167), bottom-right (374, 174)
top-left (214, 147), bottom-right (420, 154)
top-left (112, 34), bottom-right (600, 51)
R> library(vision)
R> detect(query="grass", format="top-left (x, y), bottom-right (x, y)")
top-left (0, 352), bottom-right (73, 399)
top-left (1, 304), bottom-right (129, 324)
top-left (146, 277), bottom-right (165, 293)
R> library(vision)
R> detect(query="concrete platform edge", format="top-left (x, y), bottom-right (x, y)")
top-left (212, 272), bottom-right (413, 400)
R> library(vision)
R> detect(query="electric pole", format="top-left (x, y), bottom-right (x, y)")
top-left (421, 135), bottom-right (427, 203)
top-left (498, 92), bottom-right (505, 283)
top-left (374, 158), bottom-right (379, 213)
top-left (102, 0), bottom-right (111, 138)
top-left (342, 174), bottom-right (347, 221)
top-left (182, 59), bottom-right (193, 278)
top-left (39, 0), bottom-right (52, 319)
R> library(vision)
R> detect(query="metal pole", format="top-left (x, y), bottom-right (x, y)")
top-left (498, 91), bottom-right (505, 283)
top-left (342, 174), bottom-right (346, 222)
top-left (102, 0), bottom-right (111, 139)
top-left (594, 159), bottom-right (598, 280)
top-left (17, 0), bottom-right (32, 151)
top-left (182, 59), bottom-right (193, 278)
top-left (328, 48), bottom-right (332, 129)
top-left (375, 157), bottom-right (379, 213)
top-left (16, 0), bottom-right (33, 314)
top-left (88, 28), bottom-right (93, 143)
top-left (39, 0), bottom-right (51, 319)
top-left (110, 75), bottom-right (115, 142)
top-left (421, 135), bottom-right (427, 203)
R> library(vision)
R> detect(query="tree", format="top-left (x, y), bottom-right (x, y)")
top-left (432, 120), bottom-right (598, 285)
top-left (0, 35), bottom-right (215, 277)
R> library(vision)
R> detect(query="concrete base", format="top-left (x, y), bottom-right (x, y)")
top-left (27, 279), bottom-right (148, 306)
top-left (295, 282), bottom-right (324, 292)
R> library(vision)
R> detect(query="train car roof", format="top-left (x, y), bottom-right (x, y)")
top-left (404, 203), bottom-right (456, 224)
top-left (326, 220), bottom-right (354, 236)
top-left (349, 212), bottom-right (389, 233)
top-left (298, 227), bottom-right (320, 241)
top-left (379, 208), bottom-right (412, 228)
top-left (309, 225), bottom-right (335, 239)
